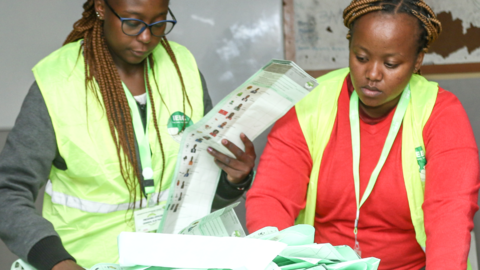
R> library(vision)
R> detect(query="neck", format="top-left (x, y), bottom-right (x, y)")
top-left (108, 46), bottom-right (146, 76)
top-left (113, 58), bottom-right (145, 76)
top-left (358, 94), bottom-right (402, 119)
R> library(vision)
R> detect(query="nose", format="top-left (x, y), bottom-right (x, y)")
top-left (136, 27), bottom-right (152, 44)
top-left (365, 61), bottom-right (382, 82)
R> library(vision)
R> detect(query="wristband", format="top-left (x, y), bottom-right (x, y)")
top-left (224, 170), bottom-right (254, 191)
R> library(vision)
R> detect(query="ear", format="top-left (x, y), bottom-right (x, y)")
top-left (414, 51), bottom-right (425, 73)
top-left (94, 0), bottom-right (105, 20)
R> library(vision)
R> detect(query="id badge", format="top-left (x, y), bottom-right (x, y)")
top-left (134, 204), bottom-right (165, 233)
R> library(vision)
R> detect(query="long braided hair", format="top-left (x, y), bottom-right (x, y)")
top-left (64, 0), bottom-right (193, 210)
top-left (343, 0), bottom-right (442, 73)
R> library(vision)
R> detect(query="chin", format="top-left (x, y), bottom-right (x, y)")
top-left (127, 56), bottom-right (148, 65)
top-left (358, 96), bottom-right (383, 108)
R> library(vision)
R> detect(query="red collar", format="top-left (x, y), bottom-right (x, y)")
top-left (346, 75), bottom-right (394, 125)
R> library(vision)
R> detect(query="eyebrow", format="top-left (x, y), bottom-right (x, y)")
top-left (354, 45), bottom-right (401, 57)
top-left (354, 45), bottom-right (370, 54)
top-left (123, 10), bottom-right (168, 18)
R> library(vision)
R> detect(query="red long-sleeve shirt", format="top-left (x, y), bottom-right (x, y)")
top-left (246, 76), bottom-right (480, 269)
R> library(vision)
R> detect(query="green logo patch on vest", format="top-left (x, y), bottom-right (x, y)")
top-left (168, 111), bottom-right (194, 143)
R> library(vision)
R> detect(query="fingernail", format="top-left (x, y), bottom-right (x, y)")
top-left (241, 132), bottom-right (245, 137)
top-left (222, 139), bottom-right (228, 145)
top-left (207, 147), bottom-right (213, 153)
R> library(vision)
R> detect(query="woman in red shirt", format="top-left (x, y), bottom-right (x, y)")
top-left (246, 1), bottom-right (480, 269)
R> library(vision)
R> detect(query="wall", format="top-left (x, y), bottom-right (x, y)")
top-left (0, 1), bottom-right (84, 130)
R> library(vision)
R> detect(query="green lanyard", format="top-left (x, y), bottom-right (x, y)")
top-left (349, 85), bottom-right (411, 256)
top-left (122, 63), bottom-right (155, 205)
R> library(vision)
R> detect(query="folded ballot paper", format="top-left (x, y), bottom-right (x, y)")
top-left (11, 204), bottom-right (380, 270)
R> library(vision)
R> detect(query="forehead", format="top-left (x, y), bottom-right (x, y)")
top-left (352, 12), bottom-right (420, 53)
top-left (112, 0), bottom-right (169, 14)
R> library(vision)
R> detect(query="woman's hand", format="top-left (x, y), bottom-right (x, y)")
top-left (207, 133), bottom-right (256, 184)
top-left (52, 260), bottom-right (84, 270)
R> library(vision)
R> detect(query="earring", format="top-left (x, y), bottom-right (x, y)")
top-left (96, 11), bottom-right (100, 17)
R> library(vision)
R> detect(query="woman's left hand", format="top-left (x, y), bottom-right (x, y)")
top-left (207, 133), bottom-right (256, 184)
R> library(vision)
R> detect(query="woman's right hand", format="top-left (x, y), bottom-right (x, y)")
top-left (52, 260), bottom-right (84, 270)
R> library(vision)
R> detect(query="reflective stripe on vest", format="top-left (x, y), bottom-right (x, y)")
top-left (294, 67), bottom-right (438, 251)
top-left (45, 180), bottom-right (169, 214)
top-left (33, 39), bottom-right (204, 268)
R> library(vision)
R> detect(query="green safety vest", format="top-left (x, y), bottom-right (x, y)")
top-left (32, 39), bottom-right (204, 268)
top-left (295, 68), bottom-right (473, 269)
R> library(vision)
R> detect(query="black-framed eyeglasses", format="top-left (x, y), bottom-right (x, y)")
top-left (104, 0), bottom-right (177, 37)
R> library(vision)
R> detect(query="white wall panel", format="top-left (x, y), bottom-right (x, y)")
top-left (0, 1), bottom-right (84, 129)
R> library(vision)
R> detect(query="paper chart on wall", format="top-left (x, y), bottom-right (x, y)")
top-left (158, 59), bottom-right (318, 234)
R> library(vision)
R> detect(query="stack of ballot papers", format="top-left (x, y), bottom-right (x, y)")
top-left (113, 207), bottom-right (381, 270)
top-left (11, 204), bottom-right (380, 270)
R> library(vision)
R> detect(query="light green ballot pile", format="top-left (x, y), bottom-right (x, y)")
top-left (11, 205), bottom-right (379, 270)
top-left (246, 225), bottom-right (380, 270)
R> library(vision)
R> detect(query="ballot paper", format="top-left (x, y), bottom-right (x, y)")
top-left (178, 202), bottom-right (245, 237)
top-left (117, 232), bottom-right (288, 270)
top-left (11, 212), bottom-right (380, 270)
top-left (274, 244), bottom-right (348, 266)
top-left (244, 224), bottom-right (380, 270)
top-left (11, 261), bottom-right (125, 270)
top-left (159, 60), bottom-right (318, 234)
top-left (115, 223), bottom-right (379, 270)
top-left (255, 224), bottom-right (315, 246)
top-left (245, 226), bottom-right (279, 239)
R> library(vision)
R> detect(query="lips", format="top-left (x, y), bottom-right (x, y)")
top-left (131, 49), bottom-right (149, 57)
top-left (360, 86), bottom-right (382, 98)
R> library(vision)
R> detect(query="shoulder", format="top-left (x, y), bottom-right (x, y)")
top-left (423, 86), bottom-right (476, 148)
top-left (426, 86), bottom-right (473, 135)
top-left (276, 107), bottom-right (302, 130)
top-left (306, 68), bottom-right (350, 102)
top-left (151, 40), bottom-right (198, 72)
top-left (32, 40), bottom-right (85, 94)
top-left (34, 40), bottom-right (82, 70)
top-left (268, 107), bottom-right (311, 155)
top-left (315, 67), bottom-right (350, 85)
top-left (152, 40), bottom-right (194, 59)
top-left (431, 87), bottom-right (466, 118)
top-left (297, 68), bottom-right (349, 120)
top-left (166, 40), bottom-right (189, 52)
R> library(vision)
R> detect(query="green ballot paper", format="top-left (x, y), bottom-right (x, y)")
top-left (11, 205), bottom-right (380, 270)
top-left (251, 224), bottom-right (380, 270)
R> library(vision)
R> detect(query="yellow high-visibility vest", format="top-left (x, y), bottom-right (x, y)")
top-left (33, 39), bottom-right (204, 267)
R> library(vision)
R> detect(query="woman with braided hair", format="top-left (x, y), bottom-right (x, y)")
top-left (247, 0), bottom-right (479, 269)
top-left (0, 0), bottom-right (255, 269)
